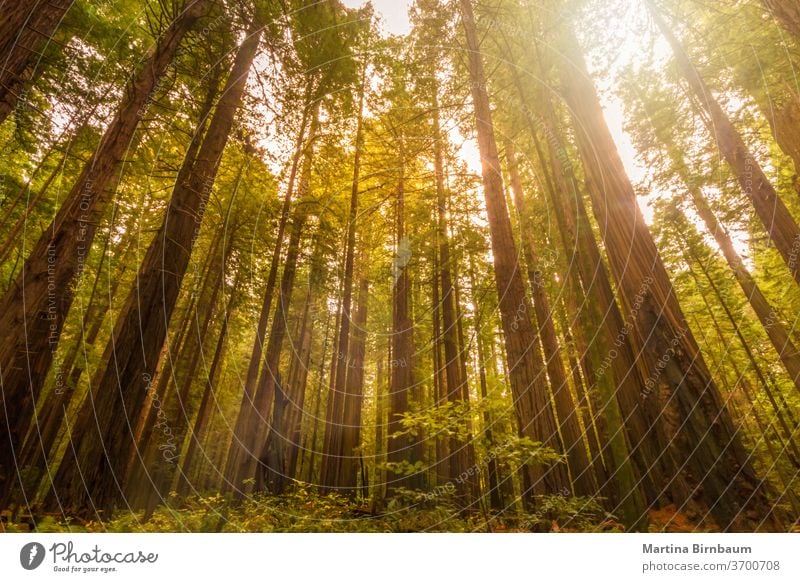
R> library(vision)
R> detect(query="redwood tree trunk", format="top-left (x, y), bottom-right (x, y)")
top-left (284, 284), bottom-right (316, 483)
top-left (0, 0), bottom-right (209, 501)
top-left (260, 269), bottom-right (315, 494)
top-left (432, 83), bottom-right (476, 502)
top-left (558, 28), bottom-right (776, 530)
top-left (649, 1), bottom-right (800, 285)
top-left (431, 250), bottom-right (450, 486)
top-left (467, 258), bottom-right (507, 511)
top-left (0, 0), bottom-right (72, 124)
top-left (459, 0), bottom-right (568, 496)
top-left (4, 218), bottom-right (134, 506)
top-left (250, 206), bottom-right (308, 493)
top-left (228, 88), bottom-right (315, 494)
top-left (679, 166), bottom-right (800, 392)
top-left (763, 0), bottom-right (800, 36)
top-left (505, 139), bottom-right (595, 498)
top-left (506, 40), bottom-right (665, 516)
top-left (48, 25), bottom-right (260, 515)
top-left (225, 105), bottom-right (320, 493)
top-left (320, 73), bottom-right (365, 491)
top-left (176, 271), bottom-right (241, 496)
top-left (340, 272), bottom-right (369, 493)
top-left (684, 243), bottom-right (800, 466)
top-left (386, 149), bottom-right (423, 493)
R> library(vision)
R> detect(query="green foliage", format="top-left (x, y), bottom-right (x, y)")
top-left (520, 495), bottom-right (624, 532)
top-left (515, 494), bottom-right (622, 533)
top-left (5, 488), bottom-right (616, 533)
top-left (392, 401), bottom-right (475, 441)
top-left (490, 436), bottom-right (565, 474)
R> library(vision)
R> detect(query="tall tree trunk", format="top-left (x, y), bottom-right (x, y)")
top-left (340, 271), bottom-right (369, 493)
top-left (459, 0), bottom-right (568, 496)
top-left (299, 307), bottom-right (334, 485)
top-left (370, 349), bottom-right (387, 509)
top-left (122, 67), bottom-right (225, 482)
top-left (451, 274), bottom-right (480, 503)
top-left (556, 299), bottom-right (608, 491)
top-left (762, 0), bottom-right (800, 37)
top-left (0, 0), bottom-right (72, 124)
top-left (648, 1), bottom-right (800, 285)
top-left (678, 169), bottom-right (800, 392)
top-left (261, 260), bottom-right (316, 494)
top-left (48, 25), bottom-right (260, 515)
top-left (284, 286), bottom-right (315, 484)
top-left (156, 227), bottom-right (239, 501)
top-left (386, 145), bottom-right (423, 493)
top-left (230, 87), bottom-right (315, 493)
top-left (467, 259), bottom-right (506, 511)
top-left (558, 28), bottom-right (776, 530)
top-left (3, 215), bottom-right (134, 506)
top-left (505, 38), bottom-right (661, 517)
top-left (176, 270), bottom-right (241, 496)
top-left (0, 0), bottom-right (210, 498)
top-left (318, 262), bottom-right (345, 485)
top-left (505, 139), bottom-right (595, 498)
top-left (683, 243), bottom-right (800, 466)
top-left (431, 249), bottom-right (450, 486)
top-left (172, 251), bottom-right (226, 420)
top-left (0, 160), bottom-right (64, 265)
top-left (682, 247), bottom-right (800, 514)
top-left (320, 71), bottom-right (366, 491)
top-left (226, 104), bottom-right (320, 493)
top-left (758, 90), bottom-right (800, 176)
top-left (251, 210), bottom-right (308, 493)
top-left (121, 207), bottom-right (226, 507)
top-left (431, 82), bottom-right (475, 502)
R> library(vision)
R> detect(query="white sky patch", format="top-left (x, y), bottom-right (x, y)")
top-left (444, 112), bottom-right (482, 177)
top-left (598, 93), bottom-right (657, 224)
top-left (341, 0), bottom-right (412, 36)
top-left (581, 0), bottom-right (671, 227)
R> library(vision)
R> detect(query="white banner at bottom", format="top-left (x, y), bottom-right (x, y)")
top-left (1, 533), bottom-right (797, 581)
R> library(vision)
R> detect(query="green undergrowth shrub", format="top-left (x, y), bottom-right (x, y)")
top-left (5, 487), bottom-right (617, 532)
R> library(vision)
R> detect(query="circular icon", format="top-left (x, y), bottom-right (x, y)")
top-left (20, 542), bottom-right (46, 570)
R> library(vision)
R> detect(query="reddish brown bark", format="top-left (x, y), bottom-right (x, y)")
top-left (0, 0), bottom-right (72, 124)
top-left (459, 0), bottom-right (568, 495)
top-left (649, 2), bottom-right (800, 286)
top-left (763, 0), bottom-right (800, 36)
top-left (559, 29), bottom-right (776, 529)
top-left (320, 72), bottom-right (366, 491)
top-left (504, 140), bottom-right (595, 497)
top-left (48, 25), bottom-right (260, 515)
top-left (0, 0), bottom-right (210, 502)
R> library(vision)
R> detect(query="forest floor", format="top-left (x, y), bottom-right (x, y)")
top-left (1, 488), bottom-right (764, 533)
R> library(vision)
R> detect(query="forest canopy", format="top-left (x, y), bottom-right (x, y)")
top-left (0, 0), bottom-right (799, 533)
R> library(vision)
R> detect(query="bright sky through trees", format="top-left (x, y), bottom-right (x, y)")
top-left (341, 0), bottom-right (413, 35)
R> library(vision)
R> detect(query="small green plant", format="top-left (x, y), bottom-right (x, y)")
top-left (517, 494), bottom-right (622, 532)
